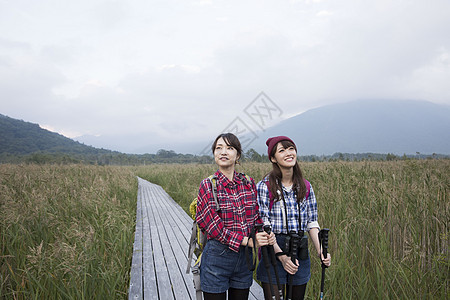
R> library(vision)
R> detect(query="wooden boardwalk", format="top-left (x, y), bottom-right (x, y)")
top-left (128, 177), bottom-right (264, 300)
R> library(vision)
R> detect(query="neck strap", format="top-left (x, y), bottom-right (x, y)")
top-left (276, 179), bottom-right (302, 233)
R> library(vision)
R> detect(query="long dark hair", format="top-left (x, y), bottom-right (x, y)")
top-left (267, 140), bottom-right (306, 202)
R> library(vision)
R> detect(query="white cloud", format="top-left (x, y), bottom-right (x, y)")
top-left (192, 0), bottom-right (213, 6)
top-left (316, 10), bottom-right (333, 17)
top-left (40, 124), bottom-right (81, 138)
top-left (216, 17), bottom-right (229, 22)
top-left (1, 0), bottom-right (449, 153)
top-left (156, 64), bottom-right (202, 74)
top-left (406, 47), bottom-right (450, 103)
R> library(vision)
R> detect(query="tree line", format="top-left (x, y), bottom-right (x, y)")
top-left (1, 148), bottom-right (447, 165)
top-left (2, 114), bottom-right (447, 165)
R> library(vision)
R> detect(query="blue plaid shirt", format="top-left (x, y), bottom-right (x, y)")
top-left (256, 176), bottom-right (319, 234)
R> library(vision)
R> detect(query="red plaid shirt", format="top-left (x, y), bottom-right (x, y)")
top-left (196, 170), bottom-right (262, 252)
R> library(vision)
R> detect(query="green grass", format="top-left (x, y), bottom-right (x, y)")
top-left (1, 160), bottom-right (448, 299)
top-left (0, 164), bottom-right (137, 299)
top-left (138, 160), bottom-right (449, 299)
top-left (303, 160), bottom-right (449, 299)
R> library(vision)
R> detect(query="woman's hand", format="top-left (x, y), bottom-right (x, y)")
top-left (242, 236), bottom-right (253, 247)
top-left (279, 255), bottom-right (298, 275)
top-left (319, 252), bottom-right (331, 267)
top-left (268, 232), bottom-right (276, 246)
top-left (255, 231), bottom-right (269, 247)
top-left (255, 231), bottom-right (276, 248)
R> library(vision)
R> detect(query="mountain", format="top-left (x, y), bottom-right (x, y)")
top-left (0, 114), bottom-right (212, 164)
top-left (0, 114), bottom-right (114, 156)
top-left (2, 99), bottom-right (449, 160)
top-left (246, 99), bottom-right (450, 155)
top-left (74, 133), bottom-right (204, 155)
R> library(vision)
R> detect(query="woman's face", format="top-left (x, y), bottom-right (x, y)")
top-left (214, 137), bottom-right (239, 169)
top-left (271, 142), bottom-right (297, 169)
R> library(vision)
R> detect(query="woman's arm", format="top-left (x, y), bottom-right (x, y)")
top-left (306, 185), bottom-right (331, 266)
top-left (309, 227), bottom-right (331, 266)
top-left (309, 227), bottom-right (321, 258)
top-left (256, 180), bottom-right (272, 226)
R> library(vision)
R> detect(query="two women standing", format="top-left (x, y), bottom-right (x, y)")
top-left (196, 133), bottom-right (331, 300)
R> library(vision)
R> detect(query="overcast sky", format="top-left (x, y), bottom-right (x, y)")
top-left (1, 0), bottom-right (449, 153)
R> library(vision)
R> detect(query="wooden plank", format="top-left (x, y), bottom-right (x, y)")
top-left (151, 184), bottom-right (200, 297)
top-left (142, 185), bottom-right (174, 299)
top-left (140, 179), bottom-right (158, 300)
top-left (149, 186), bottom-right (195, 299)
top-left (129, 180), bottom-right (143, 300)
top-left (150, 185), bottom-right (193, 260)
top-left (152, 183), bottom-right (193, 236)
top-left (151, 184), bottom-right (197, 274)
top-left (147, 186), bottom-right (179, 298)
top-left (152, 185), bottom-right (193, 250)
top-left (249, 282), bottom-right (265, 300)
top-left (151, 186), bottom-right (199, 299)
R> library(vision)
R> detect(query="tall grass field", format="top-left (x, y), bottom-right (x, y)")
top-left (1, 165), bottom-right (137, 299)
top-left (1, 160), bottom-right (448, 299)
top-left (135, 160), bottom-right (449, 299)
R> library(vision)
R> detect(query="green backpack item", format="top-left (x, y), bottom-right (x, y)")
top-left (186, 175), bottom-right (219, 300)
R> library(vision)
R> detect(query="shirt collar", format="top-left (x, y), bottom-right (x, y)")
top-left (215, 169), bottom-right (242, 186)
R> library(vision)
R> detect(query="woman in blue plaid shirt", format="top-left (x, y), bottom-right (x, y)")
top-left (256, 136), bottom-right (331, 300)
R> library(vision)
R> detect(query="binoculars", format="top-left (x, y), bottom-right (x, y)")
top-left (285, 230), bottom-right (309, 260)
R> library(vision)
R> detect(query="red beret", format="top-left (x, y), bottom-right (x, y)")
top-left (266, 136), bottom-right (296, 159)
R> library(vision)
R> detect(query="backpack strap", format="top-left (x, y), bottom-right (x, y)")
top-left (186, 223), bottom-right (199, 273)
top-left (192, 256), bottom-right (202, 299)
top-left (243, 174), bottom-right (252, 184)
top-left (209, 172), bottom-right (253, 210)
top-left (264, 180), bottom-right (275, 210)
top-left (208, 175), bottom-right (220, 212)
top-left (304, 179), bottom-right (311, 200)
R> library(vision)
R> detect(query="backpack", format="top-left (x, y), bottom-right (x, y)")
top-left (265, 178), bottom-right (311, 210)
top-left (186, 174), bottom-right (251, 300)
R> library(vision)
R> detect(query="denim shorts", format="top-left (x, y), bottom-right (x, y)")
top-left (200, 239), bottom-right (254, 293)
top-left (256, 234), bottom-right (311, 285)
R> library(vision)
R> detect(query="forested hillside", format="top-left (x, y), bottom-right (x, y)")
top-left (0, 114), bottom-right (111, 155)
top-left (0, 114), bottom-right (212, 164)
top-left (1, 113), bottom-right (447, 164)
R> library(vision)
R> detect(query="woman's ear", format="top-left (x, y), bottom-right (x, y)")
top-left (270, 156), bottom-right (277, 164)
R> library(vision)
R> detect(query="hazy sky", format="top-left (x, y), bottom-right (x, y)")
top-left (1, 0), bottom-right (449, 153)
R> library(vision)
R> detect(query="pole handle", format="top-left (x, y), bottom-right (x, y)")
top-left (319, 228), bottom-right (330, 260)
top-left (319, 228), bottom-right (330, 299)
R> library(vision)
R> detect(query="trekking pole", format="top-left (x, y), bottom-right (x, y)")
top-left (256, 224), bottom-right (276, 300)
top-left (264, 224), bottom-right (283, 300)
top-left (319, 229), bottom-right (330, 300)
top-left (286, 231), bottom-right (299, 300)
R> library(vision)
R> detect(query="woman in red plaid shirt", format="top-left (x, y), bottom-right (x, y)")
top-left (196, 133), bottom-right (274, 300)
